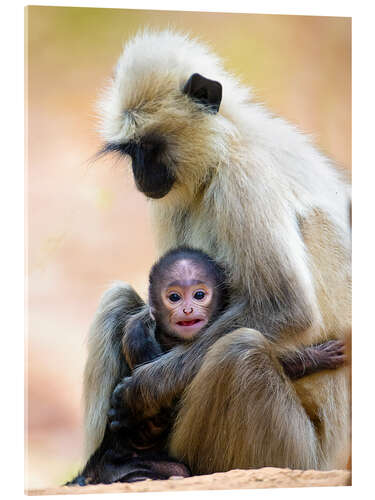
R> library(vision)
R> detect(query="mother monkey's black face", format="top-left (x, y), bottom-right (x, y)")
top-left (101, 73), bottom-right (222, 200)
top-left (104, 135), bottom-right (175, 199)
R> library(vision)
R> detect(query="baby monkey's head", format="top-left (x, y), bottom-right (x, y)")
top-left (149, 247), bottom-right (228, 341)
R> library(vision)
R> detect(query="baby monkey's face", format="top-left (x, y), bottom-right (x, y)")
top-left (159, 259), bottom-right (216, 340)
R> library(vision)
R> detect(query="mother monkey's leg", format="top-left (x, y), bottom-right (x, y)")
top-left (83, 282), bottom-right (146, 460)
top-left (169, 328), bottom-right (320, 474)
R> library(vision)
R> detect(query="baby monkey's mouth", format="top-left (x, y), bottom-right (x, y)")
top-left (176, 319), bottom-right (202, 327)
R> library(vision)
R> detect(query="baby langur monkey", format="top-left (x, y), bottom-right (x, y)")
top-left (109, 247), bottom-right (346, 447)
top-left (69, 248), bottom-right (227, 486)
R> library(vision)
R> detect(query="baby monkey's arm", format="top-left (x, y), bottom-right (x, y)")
top-left (124, 318), bottom-right (346, 381)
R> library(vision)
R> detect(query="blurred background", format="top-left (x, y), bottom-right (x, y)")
top-left (25, 6), bottom-right (351, 489)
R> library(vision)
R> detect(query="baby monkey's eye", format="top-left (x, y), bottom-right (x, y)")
top-left (168, 293), bottom-right (181, 302)
top-left (194, 291), bottom-right (206, 300)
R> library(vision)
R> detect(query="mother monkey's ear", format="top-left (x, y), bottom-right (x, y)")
top-left (183, 73), bottom-right (222, 113)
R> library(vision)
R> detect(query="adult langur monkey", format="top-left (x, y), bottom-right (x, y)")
top-left (84, 29), bottom-right (351, 475)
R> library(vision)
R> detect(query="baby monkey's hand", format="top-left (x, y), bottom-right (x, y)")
top-left (312, 339), bottom-right (346, 369)
top-left (108, 377), bottom-right (136, 431)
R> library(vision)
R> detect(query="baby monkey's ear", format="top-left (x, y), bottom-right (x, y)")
top-left (183, 73), bottom-right (222, 113)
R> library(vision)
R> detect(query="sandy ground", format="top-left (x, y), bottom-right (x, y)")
top-left (27, 467), bottom-right (351, 495)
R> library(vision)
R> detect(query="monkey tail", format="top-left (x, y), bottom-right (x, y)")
top-left (83, 281), bottom-right (145, 460)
